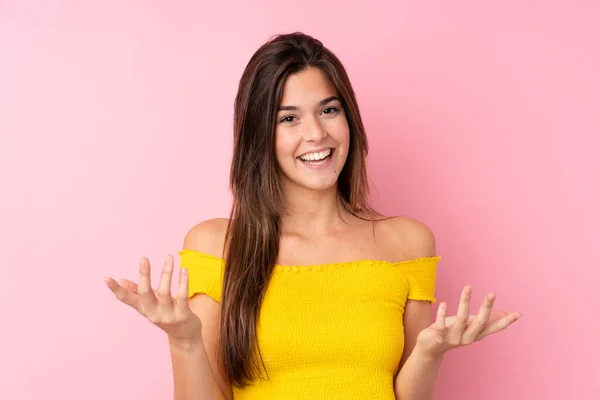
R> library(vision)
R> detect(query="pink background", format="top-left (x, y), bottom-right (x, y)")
top-left (1, 1), bottom-right (598, 399)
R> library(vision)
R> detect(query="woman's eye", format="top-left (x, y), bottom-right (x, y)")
top-left (280, 107), bottom-right (338, 123)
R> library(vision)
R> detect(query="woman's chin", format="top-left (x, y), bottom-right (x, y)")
top-left (291, 178), bottom-right (339, 192)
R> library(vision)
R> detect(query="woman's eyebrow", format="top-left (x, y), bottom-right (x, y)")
top-left (278, 96), bottom-right (340, 112)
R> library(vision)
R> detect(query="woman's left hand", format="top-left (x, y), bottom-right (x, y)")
top-left (415, 285), bottom-right (522, 358)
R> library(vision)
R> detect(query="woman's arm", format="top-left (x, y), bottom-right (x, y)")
top-left (170, 293), bottom-right (232, 400)
top-left (175, 219), bottom-right (233, 400)
top-left (385, 216), bottom-right (442, 399)
top-left (393, 300), bottom-right (442, 400)
top-left (169, 331), bottom-right (226, 400)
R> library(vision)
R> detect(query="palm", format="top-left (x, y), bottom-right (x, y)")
top-left (416, 286), bottom-right (521, 355)
top-left (117, 279), bottom-right (178, 311)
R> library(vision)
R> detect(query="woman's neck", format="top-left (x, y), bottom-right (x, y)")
top-left (280, 184), bottom-right (350, 235)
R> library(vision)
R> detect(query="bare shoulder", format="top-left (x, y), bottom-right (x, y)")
top-left (377, 215), bottom-right (437, 260)
top-left (182, 217), bottom-right (229, 258)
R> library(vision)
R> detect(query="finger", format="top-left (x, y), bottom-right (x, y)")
top-left (104, 277), bottom-right (142, 312)
top-left (175, 267), bottom-right (190, 312)
top-left (448, 285), bottom-right (472, 342)
top-left (463, 292), bottom-right (496, 343)
top-left (120, 279), bottom-right (161, 297)
top-left (138, 257), bottom-right (157, 310)
top-left (433, 302), bottom-right (447, 344)
top-left (475, 312), bottom-right (522, 341)
top-left (490, 310), bottom-right (509, 321)
top-left (156, 255), bottom-right (175, 306)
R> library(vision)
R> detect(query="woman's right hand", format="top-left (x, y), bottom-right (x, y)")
top-left (104, 255), bottom-right (202, 345)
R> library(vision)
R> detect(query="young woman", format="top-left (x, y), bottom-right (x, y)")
top-left (105, 32), bottom-right (521, 400)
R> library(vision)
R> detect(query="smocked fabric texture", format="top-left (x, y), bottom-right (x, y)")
top-left (179, 249), bottom-right (440, 400)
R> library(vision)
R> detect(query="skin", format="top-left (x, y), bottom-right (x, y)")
top-left (104, 66), bottom-right (522, 400)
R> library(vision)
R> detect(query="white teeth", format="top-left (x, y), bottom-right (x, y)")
top-left (299, 148), bottom-right (332, 161)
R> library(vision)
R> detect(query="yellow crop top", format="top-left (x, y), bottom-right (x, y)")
top-left (178, 249), bottom-right (440, 400)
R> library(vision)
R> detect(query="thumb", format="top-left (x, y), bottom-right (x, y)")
top-left (119, 279), bottom-right (139, 293)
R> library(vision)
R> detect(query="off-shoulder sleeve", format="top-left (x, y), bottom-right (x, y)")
top-left (404, 256), bottom-right (440, 303)
top-left (178, 249), bottom-right (225, 303)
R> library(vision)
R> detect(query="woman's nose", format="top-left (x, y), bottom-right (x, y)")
top-left (303, 117), bottom-right (327, 142)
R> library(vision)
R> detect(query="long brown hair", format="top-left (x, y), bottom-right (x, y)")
top-left (219, 32), bottom-right (373, 388)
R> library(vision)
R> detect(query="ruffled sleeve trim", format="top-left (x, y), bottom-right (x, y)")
top-left (178, 249), bottom-right (225, 303)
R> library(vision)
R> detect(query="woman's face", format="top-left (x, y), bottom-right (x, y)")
top-left (274, 66), bottom-right (350, 192)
